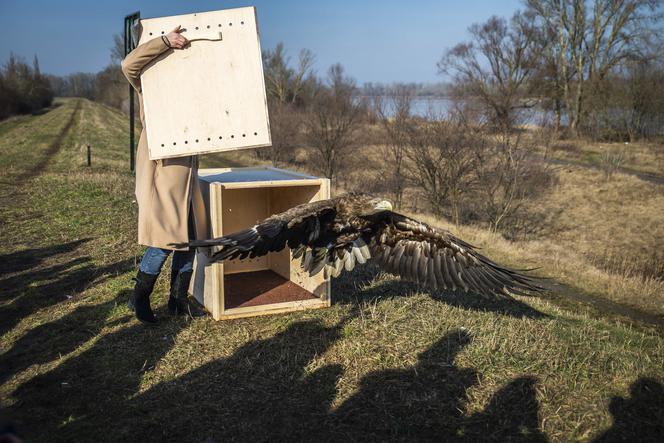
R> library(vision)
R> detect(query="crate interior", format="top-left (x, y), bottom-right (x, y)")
top-left (221, 185), bottom-right (323, 310)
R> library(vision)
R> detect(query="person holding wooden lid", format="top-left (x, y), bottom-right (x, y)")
top-left (121, 25), bottom-right (208, 323)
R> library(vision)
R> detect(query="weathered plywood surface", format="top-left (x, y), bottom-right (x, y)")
top-left (138, 7), bottom-right (270, 160)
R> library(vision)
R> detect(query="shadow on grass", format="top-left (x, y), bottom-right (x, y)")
top-left (0, 254), bottom-right (134, 336)
top-left (6, 318), bottom-right (553, 442)
top-left (593, 378), bottom-right (664, 442)
top-left (334, 264), bottom-right (548, 320)
top-left (6, 308), bottom-right (189, 440)
top-left (0, 290), bottom-right (131, 385)
top-left (0, 238), bottom-right (90, 278)
top-left (7, 318), bottom-right (344, 441)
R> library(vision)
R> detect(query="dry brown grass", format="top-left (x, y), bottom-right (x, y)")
top-left (334, 126), bottom-right (664, 317)
top-left (548, 137), bottom-right (664, 177)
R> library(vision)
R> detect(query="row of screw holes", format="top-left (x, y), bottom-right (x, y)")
top-left (162, 132), bottom-right (259, 147)
top-left (149, 21), bottom-right (245, 36)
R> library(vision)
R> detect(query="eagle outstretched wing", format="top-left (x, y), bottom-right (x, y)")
top-left (368, 213), bottom-right (542, 298)
top-left (172, 199), bottom-right (338, 263)
top-left (172, 194), bottom-right (542, 298)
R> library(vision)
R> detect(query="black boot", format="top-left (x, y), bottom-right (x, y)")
top-left (128, 270), bottom-right (159, 324)
top-left (168, 270), bottom-right (207, 318)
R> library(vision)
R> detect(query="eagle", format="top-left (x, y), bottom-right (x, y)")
top-left (172, 193), bottom-right (542, 298)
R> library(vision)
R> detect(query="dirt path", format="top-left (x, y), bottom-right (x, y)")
top-left (15, 99), bottom-right (82, 184)
top-left (543, 281), bottom-right (664, 330)
top-left (544, 156), bottom-right (664, 185)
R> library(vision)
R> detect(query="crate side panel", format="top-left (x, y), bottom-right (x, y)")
top-left (221, 187), bottom-right (269, 273)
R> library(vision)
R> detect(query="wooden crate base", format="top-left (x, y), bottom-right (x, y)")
top-left (224, 270), bottom-right (319, 309)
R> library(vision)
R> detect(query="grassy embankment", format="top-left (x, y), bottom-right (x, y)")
top-left (0, 98), bottom-right (663, 442)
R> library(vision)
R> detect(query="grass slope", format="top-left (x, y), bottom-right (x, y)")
top-left (0, 99), bottom-right (663, 442)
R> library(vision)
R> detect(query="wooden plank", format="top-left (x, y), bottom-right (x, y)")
top-left (138, 7), bottom-right (270, 160)
top-left (208, 184), bottom-right (224, 319)
top-left (219, 298), bottom-right (329, 320)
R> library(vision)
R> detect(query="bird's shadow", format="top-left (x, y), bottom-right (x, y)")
top-left (333, 263), bottom-right (548, 319)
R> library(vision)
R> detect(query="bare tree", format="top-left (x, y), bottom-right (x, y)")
top-left (265, 101), bottom-right (302, 165)
top-left (376, 84), bottom-right (415, 209)
top-left (304, 64), bottom-right (364, 179)
top-left (263, 43), bottom-right (315, 106)
top-left (439, 11), bottom-right (543, 131)
top-left (472, 131), bottom-right (553, 231)
top-left (526, 0), bottom-right (662, 134)
top-left (404, 110), bottom-right (478, 224)
top-left (260, 43), bottom-right (317, 165)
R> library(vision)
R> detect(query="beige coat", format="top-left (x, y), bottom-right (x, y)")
top-left (121, 37), bottom-right (208, 250)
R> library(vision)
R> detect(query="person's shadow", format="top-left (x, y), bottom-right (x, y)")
top-left (463, 376), bottom-right (547, 442)
top-left (325, 329), bottom-right (547, 442)
top-left (6, 305), bottom-right (190, 441)
top-left (327, 329), bottom-right (477, 441)
top-left (593, 378), bottom-right (664, 442)
top-left (79, 318), bottom-right (347, 442)
top-left (0, 290), bottom-right (131, 385)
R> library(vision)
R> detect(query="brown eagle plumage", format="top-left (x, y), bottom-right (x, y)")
top-left (172, 193), bottom-right (542, 298)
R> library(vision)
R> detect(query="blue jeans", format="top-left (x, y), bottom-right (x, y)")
top-left (139, 247), bottom-right (195, 286)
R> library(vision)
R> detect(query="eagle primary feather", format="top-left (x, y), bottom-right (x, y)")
top-left (172, 193), bottom-right (543, 298)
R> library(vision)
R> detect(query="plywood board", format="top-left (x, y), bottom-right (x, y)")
top-left (220, 188), bottom-right (269, 274)
top-left (138, 7), bottom-right (271, 160)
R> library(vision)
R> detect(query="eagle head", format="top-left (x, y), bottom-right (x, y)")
top-left (366, 197), bottom-right (393, 214)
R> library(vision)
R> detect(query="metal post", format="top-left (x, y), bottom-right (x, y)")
top-left (87, 145), bottom-right (91, 166)
top-left (124, 11), bottom-right (140, 172)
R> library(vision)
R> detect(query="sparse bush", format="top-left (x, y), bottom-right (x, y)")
top-left (470, 131), bottom-right (555, 232)
top-left (264, 101), bottom-right (303, 166)
top-left (404, 111), bottom-right (478, 223)
top-left (599, 147), bottom-right (627, 181)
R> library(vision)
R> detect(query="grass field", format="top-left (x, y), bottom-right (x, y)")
top-left (1, 98), bottom-right (663, 442)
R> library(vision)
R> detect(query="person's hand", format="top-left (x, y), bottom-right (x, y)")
top-left (165, 26), bottom-right (188, 49)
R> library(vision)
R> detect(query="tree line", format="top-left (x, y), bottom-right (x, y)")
top-left (0, 54), bottom-right (54, 120)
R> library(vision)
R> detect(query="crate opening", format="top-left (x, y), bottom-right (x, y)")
top-left (223, 269), bottom-right (319, 310)
top-left (191, 168), bottom-right (331, 320)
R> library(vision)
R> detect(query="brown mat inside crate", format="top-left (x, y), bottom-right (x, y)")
top-left (224, 269), bottom-right (318, 309)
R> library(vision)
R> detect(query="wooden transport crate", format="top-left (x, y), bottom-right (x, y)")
top-left (191, 167), bottom-right (331, 320)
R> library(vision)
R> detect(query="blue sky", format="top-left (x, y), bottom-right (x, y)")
top-left (0, 0), bottom-right (522, 83)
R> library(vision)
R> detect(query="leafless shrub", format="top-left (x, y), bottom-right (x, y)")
top-left (404, 110), bottom-right (478, 224)
top-left (1, 54), bottom-right (53, 119)
top-left (471, 131), bottom-right (555, 232)
top-left (599, 147), bottom-right (627, 181)
top-left (304, 64), bottom-right (364, 179)
top-left (375, 84), bottom-right (416, 209)
top-left (261, 101), bottom-right (303, 166)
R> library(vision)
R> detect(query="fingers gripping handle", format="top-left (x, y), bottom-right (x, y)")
top-left (179, 28), bottom-right (223, 42)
